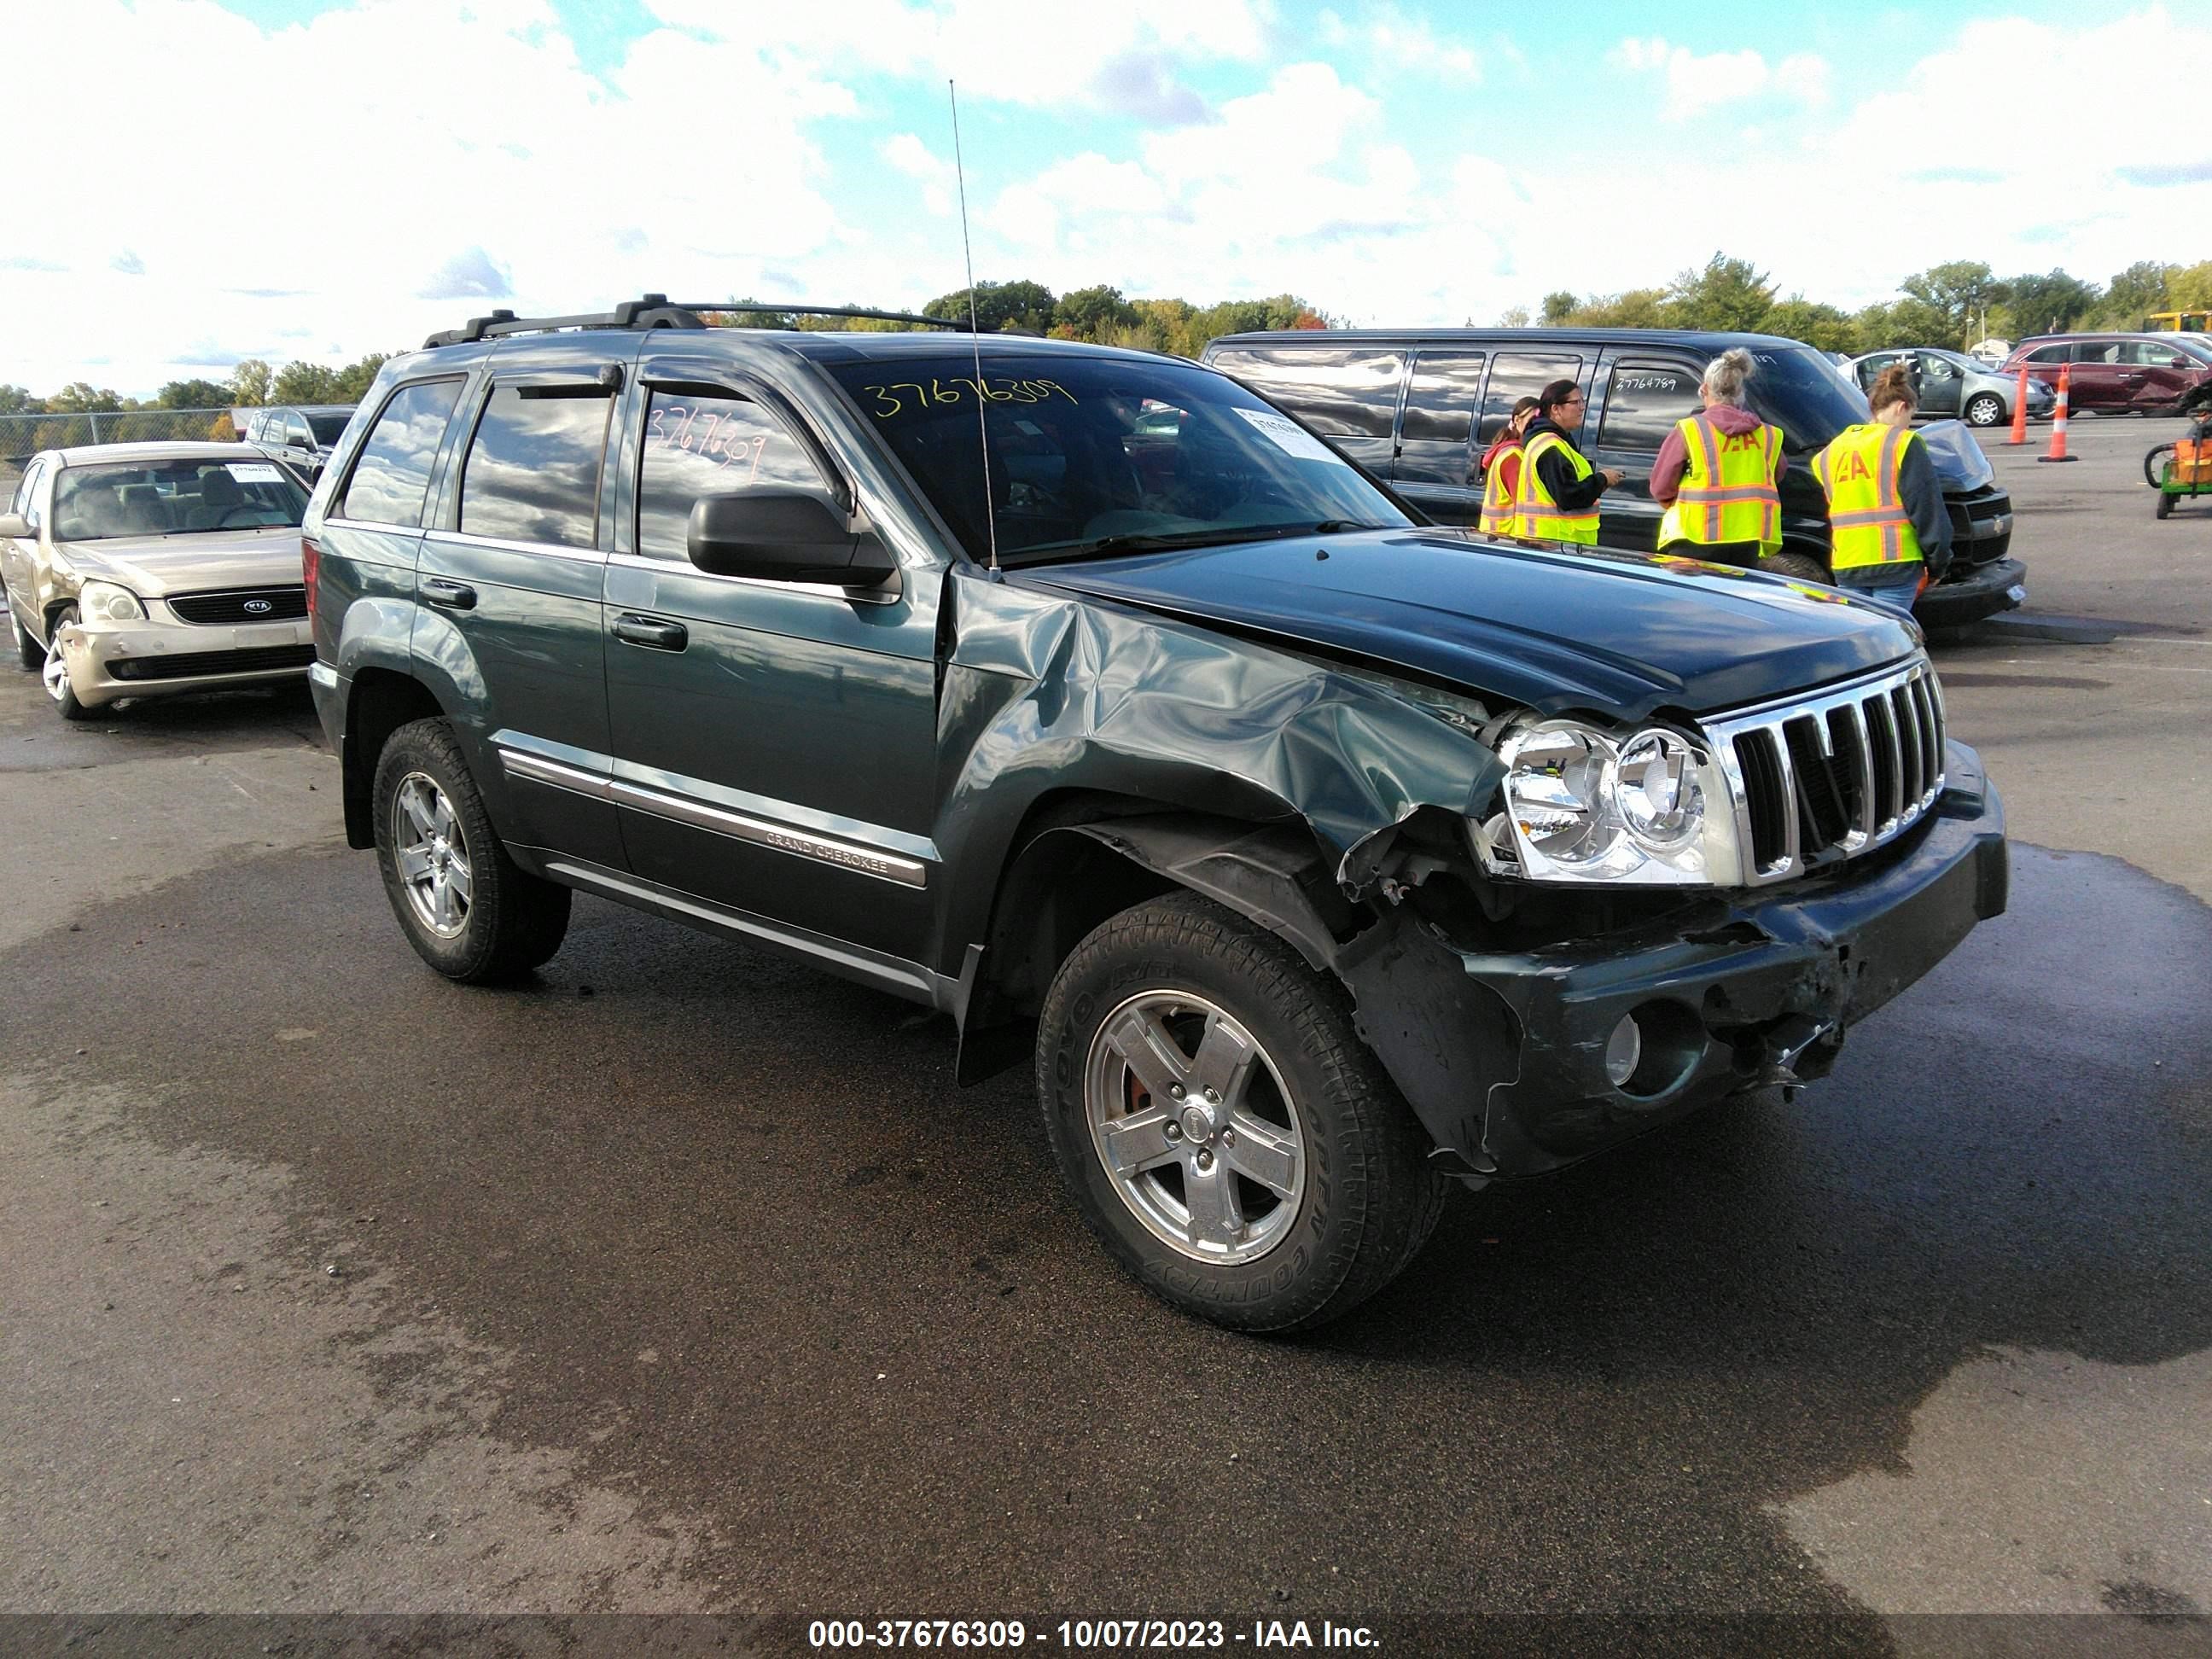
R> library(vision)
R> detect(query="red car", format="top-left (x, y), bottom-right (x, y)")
top-left (2001, 333), bottom-right (2212, 416)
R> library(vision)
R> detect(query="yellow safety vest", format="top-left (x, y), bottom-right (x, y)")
top-left (1813, 423), bottom-right (1924, 570)
top-left (1478, 439), bottom-right (1522, 535)
top-left (1657, 414), bottom-right (1782, 551)
top-left (1516, 431), bottom-right (1600, 544)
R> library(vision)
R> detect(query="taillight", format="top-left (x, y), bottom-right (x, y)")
top-left (301, 535), bottom-right (320, 626)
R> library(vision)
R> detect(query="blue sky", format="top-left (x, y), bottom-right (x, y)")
top-left (3, 0), bottom-right (2204, 394)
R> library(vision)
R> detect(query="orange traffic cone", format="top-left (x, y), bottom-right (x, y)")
top-left (2038, 365), bottom-right (2076, 463)
top-left (2008, 368), bottom-right (2029, 445)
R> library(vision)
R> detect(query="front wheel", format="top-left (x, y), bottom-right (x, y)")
top-left (371, 718), bottom-right (572, 982)
top-left (1036, 892), bottom-right (1448, 1332)
top-left (2157, 491), bottom-right (2175, 521)
top-left (41, 606), bottom-right (90, 720)
top-left (1964, 393), bottom-right (2005, 428)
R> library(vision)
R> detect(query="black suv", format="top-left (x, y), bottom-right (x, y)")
top-left (1204, 328), bottom-right (2026, 627)
top-left (305, 297), bottom-right (2007, 1331)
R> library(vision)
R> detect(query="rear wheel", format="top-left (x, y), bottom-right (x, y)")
top-left (1964, 393), bottom-right (2005, 428)
top-left (2157, 491), bottom-right (2175, 521)
top-left (1035, 891), bottom-right (1448, 1332)
top-left (371, 717), bottom-right (571, 982)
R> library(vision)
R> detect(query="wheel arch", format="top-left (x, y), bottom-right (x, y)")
top-left (341, 667), bottom-right (451, 849)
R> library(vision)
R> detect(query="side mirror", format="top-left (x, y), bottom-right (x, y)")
top-left (289, 434), bottom-right (313, 450)
top-left (0, 511), bottom-right (27, 538)
top-left (687, 492), bottom-right (898, 590)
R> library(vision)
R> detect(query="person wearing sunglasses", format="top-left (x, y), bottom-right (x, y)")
top-left (1512, 378), bottom-right (1623, 544)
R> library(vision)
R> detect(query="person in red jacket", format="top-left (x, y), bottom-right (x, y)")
top-left (1475, 397), bottom-right (1540, 534)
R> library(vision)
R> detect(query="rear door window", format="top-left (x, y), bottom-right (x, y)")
top-left (457, 383), bottom-right (615, 548)
top-left (1596, 362), bottom-right (1702, 452)
top-left (1394, 350), bottom-right (1487, 486)
top-left (1479, 352), bottom-right (1582, 444)
top-left (338, 379), bottom-right (466, 527)
top-left (636, 390), bottom-right (838, 563)
top-left (2071, 341), bottom-right (2120, 364)
top-left (2026, 345), bottom-right (2066, 364)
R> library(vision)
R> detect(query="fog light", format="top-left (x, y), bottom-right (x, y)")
top-left (1604, 1014), bottom-right (1642, 1088)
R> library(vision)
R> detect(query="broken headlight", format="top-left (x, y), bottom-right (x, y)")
top-left (1472, 716), bottom-right (1745, 887)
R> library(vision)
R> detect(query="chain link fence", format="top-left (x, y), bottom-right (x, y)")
top-left (0, 407), bottom-right (243, 495)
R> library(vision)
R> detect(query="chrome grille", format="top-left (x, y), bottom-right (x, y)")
top-left (1703, 658), bottom-right (1947, 886)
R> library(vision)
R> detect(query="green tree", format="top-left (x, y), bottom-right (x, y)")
top-left (0, 384), bottom-right (40, 415)
top-left (2093, 260), bottom-right (2176, 328)
top-left (1497, 305), bottom-right (1531, 328)
top-left (2168, 259), bottom-right (2212, 313)
top-left (331, 353), bottom-right (391, 402)
top-left (45, 382), bottom-right (125, 413)
top-left (1665, 253), bottom-right (1775, 332)
top-left (1565, 288), bottom-right (1671, 329)
top-left (1852, 297), bottom-right (1949, 352)
top-left (271, 361), bottom-right (344, 404)
top-left (2002, 270), bottom-right (2099, 337)
top-left (1054, 284), bottom-right (1138, 339)
top-left (1763, 298), bottom-right (1858, 353)
top-left (155, 378), bottom-right (234, 410)
top-left (1539, 291), bottom-right (1576, 325)
top-left (228, 359), bottom-right (274, 405)
top-left (1899, 260), bottom-right (2007, 348)
top-left (923, 279), bottom-right (1057, 334)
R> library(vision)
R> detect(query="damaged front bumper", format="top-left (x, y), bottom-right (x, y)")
top-left (1361, 740), bottom-right (2006, 1182)
top-left (55, 612), bottom-right (315, 709)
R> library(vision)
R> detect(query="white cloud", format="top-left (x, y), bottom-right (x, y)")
top-left (882, 133), bottom-right (954, 217)
top-left (1613, 35), bottom-right (1829, 120)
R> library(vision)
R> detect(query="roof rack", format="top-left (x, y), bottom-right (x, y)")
top-left (422, 294), bottom-right (968, 350)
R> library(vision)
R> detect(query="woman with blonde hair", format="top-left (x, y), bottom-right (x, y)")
top-left (1650, 347), bottom-right (1785, 570)
top-left (1812, 364), bottom-right (1953, 613)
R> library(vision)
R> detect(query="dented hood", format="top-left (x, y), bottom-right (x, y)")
top-left (1016, 529), bottom-right (1918, 720)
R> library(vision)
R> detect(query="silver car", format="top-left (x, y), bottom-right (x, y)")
top-left (1, 441), bottom-right (316, 720)
top-left (1848, 346), bottom-right (2056, 428)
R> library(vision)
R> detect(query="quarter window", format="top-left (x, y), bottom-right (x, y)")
top-left (636, 391), bottom-right (836, 563)
top-left (340, 379), bottom-right (465, 528)
top-left (1399, 352), bottom-right (1487, 445)
top-left (1597, 364), bottom-right (1701, 451)
top-left (457, 383), bottom-right (614, 548)
top-left (1209, 346), bottom-right (1406, 439)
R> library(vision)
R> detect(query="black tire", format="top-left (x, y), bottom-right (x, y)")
top-left (1964, 393), bottom-right (2005, 428)
top-left (1035, 891), bottom-right (1448, 1332)
top-left (2157, 492), bottom-right (2175, 521)
top-left (2145, 444), bottom-right (2176, 489)
top-left (42, 605), bottom-right (91, 721)
top-left (370, 717), bottom-right (571, 983)
top-left (11, 604), bottom-right (43, 671)
top-left (1758, 550), bottom-right (1832, 585)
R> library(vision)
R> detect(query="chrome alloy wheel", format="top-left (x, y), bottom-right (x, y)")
top-left (1084, 991), bottom-right (1306, 1265)
top-left (40, 641), bottom-right (69, 703)
top-left (392, 771), bottom-right (474, 939)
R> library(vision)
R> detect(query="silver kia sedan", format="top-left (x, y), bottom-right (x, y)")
top-left (1, 441), bottom-right (315, 720)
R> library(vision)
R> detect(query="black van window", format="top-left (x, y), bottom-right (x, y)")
top-left (338, 379), bottom-right (464, 528)
top-left (637, 391), bottom-right (836, 563)
top-left (1209, 346), bottom-right (1406, 439)
top-left (1400, 351), bottom-right (1487, 444)
top-left (458, 383), bottom-right (614, 548)
top-left (1479, 353), bottom-right (1581, 442)
top-left (1598, 364), bottom-right (1701, 451)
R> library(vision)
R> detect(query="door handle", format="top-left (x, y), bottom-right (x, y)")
top-left (613, 613), bottom-right (688, 651)
top-left (422, 578), bottom-right (476, 610)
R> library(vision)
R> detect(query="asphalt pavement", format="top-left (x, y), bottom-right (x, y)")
top-left (1, 416), bottom-right (2208, 1654)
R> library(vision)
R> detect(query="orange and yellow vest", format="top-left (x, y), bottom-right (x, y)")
top-left (1657, 413), bottom-right (1783, 552)
top-left (1813, 423), bottom-right (1925, 570)
top-left (1516, 430), bottom-right (1600, 544)
top-left (1478, 439), bottom-right (1522, 534)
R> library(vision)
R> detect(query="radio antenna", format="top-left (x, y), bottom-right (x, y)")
top-left (947, 79), bottom-right (999, 573)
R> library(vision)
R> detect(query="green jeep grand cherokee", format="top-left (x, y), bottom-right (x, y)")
top-left (305, 298), bottom-right (2006, 1331)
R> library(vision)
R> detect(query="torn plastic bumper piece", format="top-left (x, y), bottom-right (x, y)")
top-left (1410, 754), bottom-right (2006, 1181)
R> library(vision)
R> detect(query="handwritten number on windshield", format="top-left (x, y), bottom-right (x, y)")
top-left (863, 378), bottom-right (1076, 417)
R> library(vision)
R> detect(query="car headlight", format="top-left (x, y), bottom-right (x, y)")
top-left (1471, 716), bottom-right (1745, 886)
top-left (79, 580), bottom-right (147, 624)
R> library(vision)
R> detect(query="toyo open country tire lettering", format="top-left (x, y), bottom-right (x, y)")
top-left (1036, 892), bottom-right (1447, 1331)
top-left (371, 718), bottom-right (572, 983)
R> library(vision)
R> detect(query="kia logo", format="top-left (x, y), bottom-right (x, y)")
top-left (242, 599), bottom-right (273, 614)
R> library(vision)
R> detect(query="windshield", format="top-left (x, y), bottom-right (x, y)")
top-left (308, 413), bottom-right (353, 444)
top-left (826, 353), bottom-right (1411, 563)
top-left (1743, 343), bottom-right (1871, 453)
top-left (52, 458), bottom-right (308, 541)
